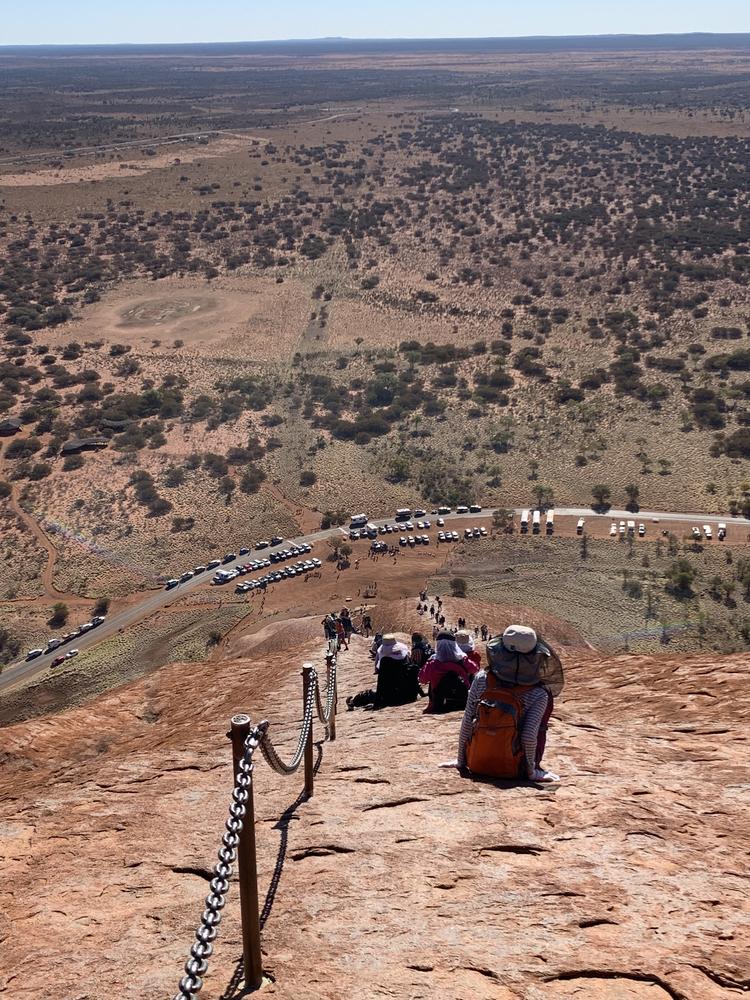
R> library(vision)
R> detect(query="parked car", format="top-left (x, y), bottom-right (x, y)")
top-left (207, 559), bottom-right (221, 569)
top-left (692, 526), bottom-right (701, 540)
top-left (479, 526), bottom-right (487, 536)
top-left (413, 508), bottom-right (427, 518)
top-left (271, 535), bottom-right (284, 546)
top-left (194, 565), bottom-right (206, 574)
top-left (703, 524), bottom-right (713, 540)
top-left (421, 534), bottom-right (430, 544)
top-left (78, 622), bottom-right (94, 632)
top-left (165, 579), bottom-right (179, 589)
top-left (46, 637), bottom-right (64, 650)
top-left (239, 546), bottom-right (250, 555)
top-left (456, 505), bottom-right (469, 514)
top-left (469, 504), bottom-right (482, 513)
top-left (610, 523), bottom-right (617, 537)
top-left (255, 541), bottom-right (269, 550)
top-left (638, 524), bottom-right (646, 537)
top-left (451, 531), bottom-right (460, 541)
top-left (65, 648), bottom-right (79, 659)
top-left (51, 655), bottom-right (66, 668)
top-left (180, 571), bottom-right (194, 582)
top-left (26, 648), bottom-right (44, 660)
top-left (222, 553), bottom-right (237, 564)
top-left (718, 523), bottom-right (727, 541)
top-left (436, 517), bottom-right (445, 527)
top-left (91, 616), bottom-right (106, 627)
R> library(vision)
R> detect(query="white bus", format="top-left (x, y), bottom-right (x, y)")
top-left (350, 513), bottom-right (368, 528)
top-left (545, 510), bottom-right (555, 534)
top-left (520, 509), bottom-right (530, 533)
top-left (532, 510), bottom-right (541, 533)
top-left (395, 508), bottom-right (412, 521)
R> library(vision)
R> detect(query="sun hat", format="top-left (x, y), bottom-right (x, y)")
top-left (380, 634), bottom-right (399, 647)
top-left (501, 625), bottom-right (538, 654)
top-left (436, 628), bottom-right (455, 641)
top-left (455, 629), bottom-right (475, 650)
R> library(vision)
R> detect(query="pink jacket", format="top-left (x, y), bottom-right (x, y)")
top-left (419, 651), bottom-right (480, 690)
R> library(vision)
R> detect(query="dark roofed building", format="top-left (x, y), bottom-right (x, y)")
top-left (60, 438), bottom-right (109, 455)
top-left (0, 417), bottom-right (22, 436)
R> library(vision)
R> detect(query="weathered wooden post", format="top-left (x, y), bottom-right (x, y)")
top-left (229, 714), bottom-right (263, 991)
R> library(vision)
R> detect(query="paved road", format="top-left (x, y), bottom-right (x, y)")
top-left (2, 505), bottom-right (748, 695)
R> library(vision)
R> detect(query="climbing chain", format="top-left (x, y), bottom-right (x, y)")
top-left (314, 655), bottom-right (337, 732)
top-left (258, 665), bottom-right (318, 776)
top-left (173, 654), bottom-right (339, 998)
top-left (172, 724), bottom-right (263, 1000)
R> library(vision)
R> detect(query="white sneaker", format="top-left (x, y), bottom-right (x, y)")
top-left (531, 768), bottom-right (560, 783)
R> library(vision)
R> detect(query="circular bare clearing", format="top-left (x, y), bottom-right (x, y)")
top-left (118, 296), bottom-right (217, 328)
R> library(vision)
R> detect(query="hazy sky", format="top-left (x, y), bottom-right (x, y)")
top-left (2, 0), bottom-right (749, 46)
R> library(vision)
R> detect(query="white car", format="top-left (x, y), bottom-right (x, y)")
top-left (436, 517), bottom-right (445, 527)
top-left (610, 522), bottom-right (617, 536)
top-left (638, 524), bottom-right (645, 537)
top-left (46, 637), bottom-right (64, 650)
top-left (26, 648), bottom-right (44, 660)
top-left (78, 622), bottom-right (94, 633)
top-left (65, 648), bottom-right (79, 659)
top-left (479, 526), bottom-right (487, 536)
top-left (692, 527), bottom-right (701, 540)
top-left (451, 531), bottom-right (459, 541)
top-left (703, 525), bottom-right (713, 540)
top-left (91, 616), bottom-right (106, 626)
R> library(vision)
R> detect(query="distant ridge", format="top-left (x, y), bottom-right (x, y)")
top-left (2, 32), bottom-right (750, 57)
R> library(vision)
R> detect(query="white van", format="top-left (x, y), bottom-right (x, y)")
top-left (545, 510), bottom-right (555, 534)
top-left (703, 524), bottom-right (713, 540)
top-left (576, 517), bottom-right (585, 534)
top-left (395, 508), bottom-right (412, 521)
top-left (365, 523), bottom-right (378, 538)
top-left (532, 510), bottom-right (541, 533)
top-left (350, 513), bottom-right (368, 528)
top-left (627, 520), bottom-right (636, 535)
top-left (520, 510), bottom-right (530, 533)
top-left (718, 523), bottom-right (727, 541)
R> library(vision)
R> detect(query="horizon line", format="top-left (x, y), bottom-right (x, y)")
top-left (2, 30), bottom-right (750, 49)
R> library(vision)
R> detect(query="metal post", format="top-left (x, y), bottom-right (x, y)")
top-left (230, 714), bottom-right (263, 991)
top-left (327, 653), bottom-right (337, 742)
top-left (301, 664), bottom-right (314, 798)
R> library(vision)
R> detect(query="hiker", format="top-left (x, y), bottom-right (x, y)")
top-left (446, 625), bottom-right (564, 783)
top-left (438, 614), bottom-right (446, 628)
top-left (480, 623), bottom-right (488, 641)
top-left (410, 632), bottom-right (434, 671)
top-left (455, 629), bottom-right (481, 673)
top-left (322, 614), bottom-right (337, 642)
top-left (430, 604), bottom-right (435, 618)
top-left (347, 635), bottom-right (422, 710)
top-left (340, 607), bottom-right (354, 639)
top-left (419, 630), bottom-right (480, 714)
top-left (369, 632), bottom-right (383, 659)
top-left (362, 614), bottom-right (372, 637)
top-left (335, 616), bottom-right (349, 650)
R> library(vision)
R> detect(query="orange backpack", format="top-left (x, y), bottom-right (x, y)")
top-left (466, 673), bottom-right (532, 779)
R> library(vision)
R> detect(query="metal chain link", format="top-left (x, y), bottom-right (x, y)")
top-left (172, 648), bottom-right (340, 998)
top-left (314, 656), bottom-right (337, 730)
top-left (172, 725), bottom-right (263, 1000)
top-left (258, 666), bottom-right (318, 775)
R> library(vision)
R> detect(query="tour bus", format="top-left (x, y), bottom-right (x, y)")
top-left (395, 508), bottom-right (412, 521)
top-left (350, 513), bottom-right (368, 528)
top-left (576, 517), bottom-right (585, 535)
top-left (545, 510), bottom-right (555, 534)
top-left (520, 510), bottom-right (530, 533)
top-left (532, 510), bottom-right (541, 534)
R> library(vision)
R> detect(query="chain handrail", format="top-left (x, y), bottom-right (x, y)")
top-left (171, 644), bottom-right (340, 999)
top-left (172, 724), bottom-right (264, 1000)
top-left (314, 655), bottom-right (337, 731)
top-left (258, 664), bottom-right (317, 775)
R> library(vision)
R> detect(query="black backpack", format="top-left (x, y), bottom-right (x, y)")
top-left (432, 671), bottom-right (469, 713)
top-left (376, 656), bottom-right (423, 707)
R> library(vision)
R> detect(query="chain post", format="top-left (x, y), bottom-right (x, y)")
top-left (230, 714), bottom-right (263, 992)
top-left (301, 664), bottom-right (315, 798)
top-left (327, 652), bottom-right (337, 741)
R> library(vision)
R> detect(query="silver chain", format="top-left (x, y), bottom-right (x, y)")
top-left (172, 650), bottom-right (338, 998)
top-left (172, 725), bottom-right (263, 1000)
top-left (258, 666), bottom-right (318, 775)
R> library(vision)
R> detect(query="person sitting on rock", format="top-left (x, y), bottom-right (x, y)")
top-left (410, 632), bottom-right (434, 671)
top-left (347, 635), bottom-right (422, 710)
top-left (454, 629), bottom-right (481, 673)
top-left (446, 625), bottom-right (564, 783)
top-left (419, 630), bottom-right (480, 714)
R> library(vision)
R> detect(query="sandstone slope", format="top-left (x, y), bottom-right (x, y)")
top-left (0, 624), bottom-right (748, 999)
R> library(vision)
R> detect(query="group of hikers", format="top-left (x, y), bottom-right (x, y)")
top-left (346, 622), bottom-right (564, 784)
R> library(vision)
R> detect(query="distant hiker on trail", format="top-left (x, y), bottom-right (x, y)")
top-left (322, 614), bottom-right (337, 642)
top-left (347, 635), bottom-right (422, 710)
top-left (419, 630), bottom-right (480, 714)
top-left (362, 614), bottom-right (372, 637)
top-left (438, 614), bottom-right (446, 628)
top-left (430, 604), bottom-right (435, 618)
top-left (480, 623), bottom-right (489, 641)
top-left (340, 607), bottom-right (354, 639)
top-left (335, 616), bottom-right (349, 651)
top-left (444, 625), bottom-right (564, 784)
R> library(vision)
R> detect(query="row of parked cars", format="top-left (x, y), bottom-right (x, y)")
top-left (25, 614), bottom-right (107, 663)
top-left (165, 536), bottom-right (288, 589)
top-left (235, 546), bottom-right (322, 593)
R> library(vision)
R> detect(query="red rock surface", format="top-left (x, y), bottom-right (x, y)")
top-left (0, 610), bottom-right (748, 999)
